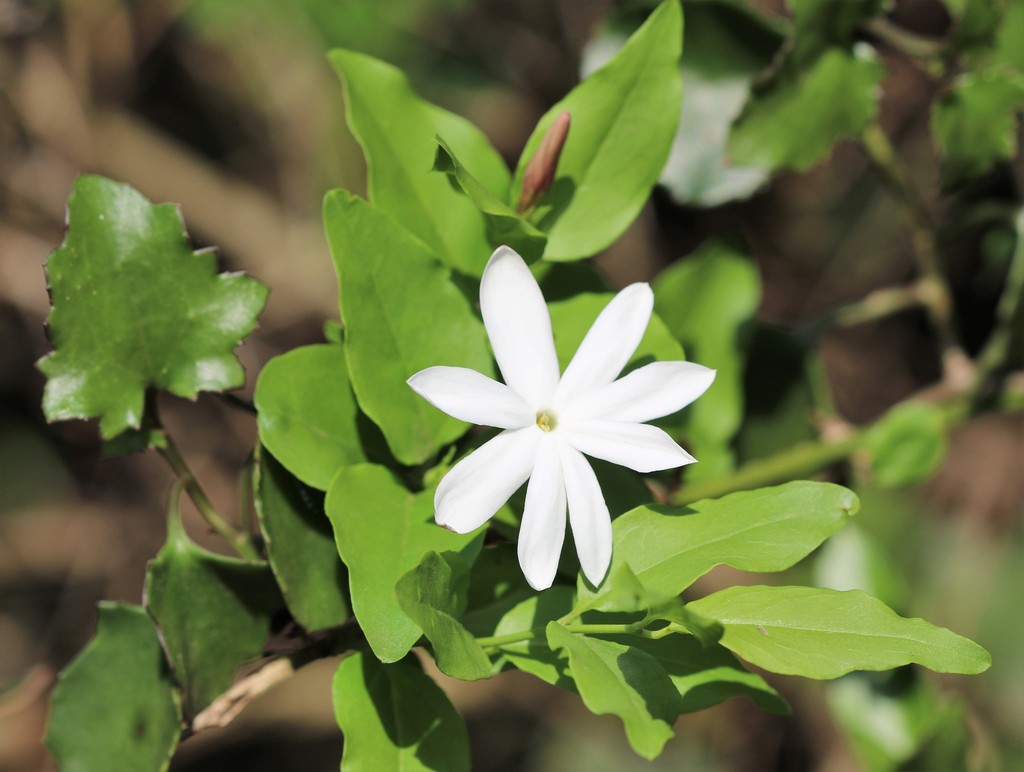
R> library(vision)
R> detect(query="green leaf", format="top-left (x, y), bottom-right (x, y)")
top-left (254, 447), bottom-right (350, 632)
top-left (492, 586), bottom-right (576, 688)
top-left (729, 46), bottom-right (885, 172)
top-left (579, 482), bottom-right (858, 607)
top-left (689, 585), bottom-right (993, 679)
top-left (325, 463), bottom-right (484, 662)
top-left (45, 603), bottom-right (181, 772)
top-left (943, 0), bottom-right (1004, 54)
top-left (254, 344), bottom-right (366, 490)
top-left (324, 190), bottom-right (493, 466)
top-left (548, 292), bottom-right (684, 373)
top-left (39, 175), bottom-right (267, 439)
top-left (653, 239), bottom-right (761, 480)
top-left (546, 622), bottom-right (681, 760)
top-left (813, 523), bottom-right (908, 611)
top-left (627, 634), bottom-right (789, 715)
top-left (395, 551), bottom-right (493, 681)
top-left (432, 137), bottom-right (546, 262)
top-left (144, 497), bottom-right (283, 718)
top-left (512, 0), bottom-right (683, 260)
top-left (863, 401), bottom-right (948, 488)
top-left (329, 48), bottom-right (508, 276)
top-left (333, 652), bottom-right (470, 772)
top-left (788, 0), bottom-right (888, 67)
top-left (461, 542), bottom-right (535, 637)
top-left (932, 71), bottom-right (1024, 188)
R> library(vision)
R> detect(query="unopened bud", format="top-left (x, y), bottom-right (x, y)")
top-left (517, 111), bottom-right (571, 213)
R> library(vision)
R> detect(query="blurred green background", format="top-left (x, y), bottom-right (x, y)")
top-left (1, 0), bottom-right (1021, 769)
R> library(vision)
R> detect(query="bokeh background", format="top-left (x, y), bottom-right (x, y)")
top-left (1, 0), bottom-right (1022, 769)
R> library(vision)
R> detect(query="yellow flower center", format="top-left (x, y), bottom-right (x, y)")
top-left (536, 411), bottom-right (557, 432)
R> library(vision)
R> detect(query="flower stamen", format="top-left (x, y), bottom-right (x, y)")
top-left (536, 411), bottom-right (557, 432)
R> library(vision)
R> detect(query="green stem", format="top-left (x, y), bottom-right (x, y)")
top-left (477, 621), bottom-right (649, 649)
top-left (863, 18), bottom-right (945, 73)
top-left (158, 432), bottom-right (260, 562)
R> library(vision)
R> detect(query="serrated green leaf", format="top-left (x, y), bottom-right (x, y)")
top-left (492, 586), bottom-right (576, 688)
top-left (933, 72), bottom-right (1024, 188)
top-left (45, 603), bottom-right (181, 772)
top-left (329, 48), bottom-right (508, 276)
top-left (395, 551), bottom-right (493, 681)
top-left (546, 622), bottom-right (681, 759)
top-left (325, 463), bottom-right (484, 662)
top-left (653, 239), bottom-right (760, 480)
top-left (548, 292), bottom-right (684, 373)
top-left (333, 652), bottom-right (470, 772)
top-left (323, 190), bottom-right (493, 466)
top-left (863, 401), bottom-right (948, 488)
top-left (627, 634), bottom-right (788, 715)
top-left (579, 482), bottom-right (858, 607)
top-left (729, 46), bottom-right (885, 172)
top-left (432, 138), bottom-right (546, 262)
top-left (39, 175), bottom-right (267, 439)
top-left (689, 585), bottom-right (992, 678)
top-left (254, 344), bottom-right (366, 490)
top-left (144, 497), bottom-right (283, 718)
top-left (254, 447), bottom-right (350, 632)
top-left (512, 0), bottom-right (683, 260)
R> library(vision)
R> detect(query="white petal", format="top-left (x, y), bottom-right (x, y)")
top-left (562, 419), bottom-right (696, 473)
top-left (559, 442), bottom-right (612, 587)
top-left (517, 437), bottom-right (567, 590)
top-left (435, 427), bottom-right (540, 533)
top-left (480, 246), bottom-right (560, 409)
top-left (555, 283), bottom-right (653, 404)
top-left (408, 366), bottom-right (534, 429)
top-left (566, 361), bottom-right (716, 423)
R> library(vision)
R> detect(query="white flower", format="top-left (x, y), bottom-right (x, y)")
top-left (408, 246), bottom-right (715, 590)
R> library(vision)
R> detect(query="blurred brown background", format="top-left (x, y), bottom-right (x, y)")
top-left (1, 0), bottom-right (1022, 769)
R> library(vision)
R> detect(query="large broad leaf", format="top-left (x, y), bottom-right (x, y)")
top-left (653, 240), bottom-right (760, 480)
top-left (546, 622), bottom-right (681, 760)
top-left (254, 448), bottom-right (350, 632)
top-left (627, 634), bottom-right (789, 715)
top-left (932, 72), bottom-right (1024, 189)
top-left (45, 603), bottom-right (182, 772)
top-left (254, 344), bottom-right (365, 490)
top-left (689, 585), bottom-right (992, 679)
top-left (333, 652), bottom-right (470, 772)
top-left (729, 46), bottom-right (885, 172)
top-left (432, 138), bottom-right (546, 262)
top-left (578, 482), bottom-right (857, 606)
top-left (395, 551), bottom-right (493, 681)
top-left (325, 463), bottom-right (484, 662)
top-left (491, 586), bottom-right (577, 688)
top-left (548, 292), bottom-right (684, 372)
top-left (511, 0), bottom-right (683, 260)
top-left (39, 175), bottom-right (267, 439)
top-left (329, 48), bottom-right (508, 276)
top-left (144, 498), bottom-right (283, 719)
top-left (323, 191), bottom-right (493, 465)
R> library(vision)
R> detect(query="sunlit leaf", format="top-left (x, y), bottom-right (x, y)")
top-left (39, 175), bottom-right (267, 439)
top-left (689, 585), bottom-right (992, 678)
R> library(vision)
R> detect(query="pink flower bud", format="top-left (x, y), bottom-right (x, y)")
top-left (517, 111), bottom-right (571, 213)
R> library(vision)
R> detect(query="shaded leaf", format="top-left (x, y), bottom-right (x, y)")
top-left (39, 175), bottom-right (267, 439)
top-left (395, 551), bottom-right (493, 680)
top-left (729, 46), bottom-right (885, 172)
top-left (45, 603), bottom-right (181, 772)
top-left (863, 401), bottom-right (948, 488)
top-left (323, 191), bottom-right (493, 465)
top-left (329, 48), bottom-right (508, 276)
top-left (578, 482), bottom-right (858, 607)
top-left (333, 652), bottom-right (470, 772)
top-left (492, 586), bottom-right (576, 688)
top-left (689, 585), bottom-right (992, 678)
top-left (254, 344), bottom-right (365, 490)
top-left (254, 447), bottom-right (350, 632)
top-left (433, 137), bottom-right (546, 262)
top-left (144, 497), bottom-right (282, 719)
top-left (547, 622), bottom-right (681, 760)
top-left (788, 0), bottom-right (888, 67)
top-left (512, 0), bottom-right (683, 260)
top-left (325, 463), bottom-right (484, 662)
